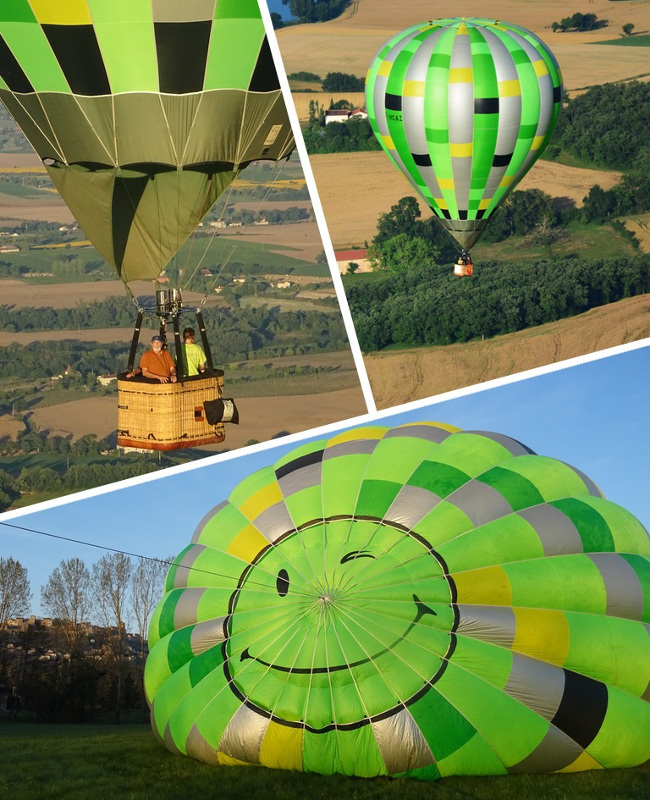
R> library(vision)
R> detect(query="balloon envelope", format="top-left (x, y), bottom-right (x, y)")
top-left (0, 0), bottom-right (294, 284)
top-left (366, 18), bottom-right (563, 249)
top-left (145, 422), bottom-right (650, 779)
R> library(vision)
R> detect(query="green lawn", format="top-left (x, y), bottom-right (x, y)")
top-left (589, 35), bottom-right (650, 47)
top-left (0, 723), bottom-right (647, 800)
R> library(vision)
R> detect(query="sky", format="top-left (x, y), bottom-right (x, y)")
top-left (2, 343), bottom-right (649, 617)
top-left (266, 1), bottom-right (296, 20)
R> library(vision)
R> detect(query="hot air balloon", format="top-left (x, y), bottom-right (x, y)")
top-left (366, 18), bottom-right (563, 275)
top-left (0, 0), bottom-right (294, 448)
top-left (145, 422), bottom-right (650, 779)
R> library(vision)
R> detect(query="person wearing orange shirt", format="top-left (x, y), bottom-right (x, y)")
top-left (139, 335), bottom-right (177, 383)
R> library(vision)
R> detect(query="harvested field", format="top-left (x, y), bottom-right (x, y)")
top-left (0, 327), bottom-right (134, 346)
top-left (309, 152), bottom-right (621, 248)
top-left (625, 214), bottom-right (650, 252)
top-left (278, 1), bottom-right (650, 91)
top-left (366, 295), bottom-right (650, 409)
top-left (0, 195), bottom-right (74, 224)
top-left (216, 221), bottom-right (322, 261)
top-left (29, 387), bottom-right (367, 446)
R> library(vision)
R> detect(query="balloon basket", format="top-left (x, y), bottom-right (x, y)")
top-left (453, 262), bottom-right (473, 277)
top-left (117, 371), bottom-right (226, 451)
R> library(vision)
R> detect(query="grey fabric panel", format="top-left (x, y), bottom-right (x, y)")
top-left (448, 480), bottom-right (513, 527)
top-left (383, 424), bottom-right (452, 444)
top-left (465, 430), bottom-right (534, 457)
top-left (192, 501), bottom-right (228, 543)
top-left (588, 554), bottom-right (644, 620)
top-left (483, 28), bottom-right (520, 162)
top-left (277, 461), bottom-right (322, 498)
top-left (173, 587), bottom-right (207, 628)
top-left (505, 652), bottom-right (566, 721)
top-left (235, 92), bottom-right (295, 163)
top-left (253, 501), bottom-right (295, 543)
top-left (516, 504), bottom-right (583, 557)
top-left (323, 440), bottom-right (378, 459)
top-left (186, 722), bottom-right (222, 765)
top-left (509, 724), bottom-right (583, 773)
top-left (372, 708), bottom-right (435, 774)
top-left (448, 32), bottom-right (473, 213)
top-left (190, 617), bottom-right (227, 654)
top-left (456, 604), bottom-right (517, 648)
top-left (219, 703), bottom-right (270, 765)
top-left (559, 462), bottom-right (602, 498)
top-left (153, 0), bottom-right (215, 22)
top-left (384, 484), bottom-right (442, 529)
top-left (150, 705), bottom-right (164, 743)
top-left (164, 721), bottom-right (184, 756)
top-left (173, 545), bottom-right (206, 588)
top-left (438, 220), bottom-right (486, 249)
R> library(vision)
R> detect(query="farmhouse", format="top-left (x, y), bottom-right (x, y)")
top-left (335, 248), bottom-right (371, 274)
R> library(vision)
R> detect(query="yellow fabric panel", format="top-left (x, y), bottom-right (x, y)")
top-left (382, 134), bottom-right (395, 149)
top-left (29, 0), bottom-right (93, 24)
top-left (478, 199), bottom-right (491, 210)
top-left (226, 525), bottom-right (270, 563)
top-left (512, 608), bottom-right (570, 666)
top-left (434, 198), bottom-right (447, 209)
top-left (450, 142), bottom-right (473, 158)
top-left (531, 135), bottom-right (545, 151)
top-left (498, 80), bottom-right (521, 98)
top-left (499, 176), bottom-right (514, 187)
top-left (557, 750), bottom-right (603, 773)
top-left (377, 61), bottom-right (392, 78)
top-left (533, 60), bottom-right (549, 77)
top-left (259, 720), bottom-right (303, 771)
top-left (457, 22), bottom-right (469, 35)
top-left (217, 751), bottom-right (252, 767)
top-left (438, 178), bottom-right (455, 190)
top-left (450, 68), bottom-right (473, 84)
top-left (328, 426), bottom-right (386, 446)
top-left (403, 80), bottom-right (425, 97)
top-left (452, 565), bottom-right (512, 605)
top-left (239, 483), bottom-right (284, 521)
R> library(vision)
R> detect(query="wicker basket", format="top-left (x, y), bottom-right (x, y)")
top-left (117, 371), bottom-right (225, 450)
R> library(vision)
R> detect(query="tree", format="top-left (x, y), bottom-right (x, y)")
top-left (93, 553), bottom-right (132, 722)
top-left (0, 470), bottom-right (20, 512)
top-left (374, 196), bottom-right (423, 246)
top-left (370, 233), bottom-right (437, 272)
top-left (622, 23), bottom-right (635, 37)
top-left (41, 557), bottom-right (92, 657)
top-left (0, 557), bottom-right (31, 628)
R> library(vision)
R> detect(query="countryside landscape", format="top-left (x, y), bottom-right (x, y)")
top-left (278, 0), bottom-right (650, 405)
top-left (0, 120), bottom-right (364, 510)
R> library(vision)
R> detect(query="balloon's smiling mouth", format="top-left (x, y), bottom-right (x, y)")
top-left (239, 594), bottom-right (437, 674)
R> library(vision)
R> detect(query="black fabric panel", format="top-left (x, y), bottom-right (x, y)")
top-left (42, 25), bottom-right (110, 96)
top-left (457, 210), bottom-right (468, 220)
top-left (492, 153), bottom-right (513, 167)
top-left (155, 21), bottom-right (211, 93)
top-left (412, 152), bottom-right (432, 167)
top-left (551, 670), bottom-right (608, 749)
top-left (384, 93), bottom-right (402, 112)
top-left (275, 449), bottom-right (324, 480)
top-left (111, 175), bottom-right (150, 277)
top-left (553, 85), bottom-right (562, 103)
top-left (476, 209), bottom-right (485, 220)
top-left (0, 35), bottom-right (33, 93)
top-left (440, 208), bottom-right (451, 219)
top-left (249, 37), bottom-right (280, 92)
top-left (475, 97), bottom-right (499, 114)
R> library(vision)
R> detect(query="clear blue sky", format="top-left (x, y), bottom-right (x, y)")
top-left (266, 1), bottom-right (296, 20)
top-left (2, 345), bottom-right (649, 616)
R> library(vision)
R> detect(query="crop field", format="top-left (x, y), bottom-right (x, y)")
top-left (0, 723), bottom-right (647, 800)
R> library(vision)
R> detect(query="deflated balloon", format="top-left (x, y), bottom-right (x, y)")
top-left (0, 0), bottom-right (294, 283)
top-left (145, 422), bottom-right (650, 779)
top-left (366, 18), bottom-right (563, 249)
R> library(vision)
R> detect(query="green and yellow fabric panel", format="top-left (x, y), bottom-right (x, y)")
top-left (145, 422), bottom-right (650, 779)
top-left (0, 1), bottom-right (294, 282)
top-left (366, 18), bottom-right (563, 249)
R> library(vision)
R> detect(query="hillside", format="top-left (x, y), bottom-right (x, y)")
top-left (365, 294), bottom-right (650, 408)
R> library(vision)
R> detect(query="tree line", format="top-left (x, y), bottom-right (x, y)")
top-left (278, 0), bottom-right (351, 24)
top-left (0, 553), bottom-right (167, 722)
top-left (346, 254), bottom-right (649, 351)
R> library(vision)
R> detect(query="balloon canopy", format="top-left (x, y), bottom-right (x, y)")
top-left (366, 19), bottom-right (563, 250)
top-left (0, 0), bottom-right (294, 284)
top-left (145, 422), bottom-right (650, 779)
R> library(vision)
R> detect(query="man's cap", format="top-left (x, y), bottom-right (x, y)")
top-left (151, 335), bottom-right (163, 342)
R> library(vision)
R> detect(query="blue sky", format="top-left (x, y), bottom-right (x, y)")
top-left (2, 344), bottom-right (648, 616)
top-left (266, 1), bottom-right (296, 20)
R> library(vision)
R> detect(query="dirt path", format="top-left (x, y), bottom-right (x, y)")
top-left (366, 294), bottom-right (650, 408)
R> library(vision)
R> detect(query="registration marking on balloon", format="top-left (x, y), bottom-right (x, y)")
top-left (223, 516), bottom-right (458, 731)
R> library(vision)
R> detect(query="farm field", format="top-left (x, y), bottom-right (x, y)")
top-left (277, 0), bottom-right (650, 89)
top-left (309, 152), bottom-right (622, 249)
top-left (0, 723), bottom-right (648, 800)
top-left (366, 294), bottom-right (650, 408)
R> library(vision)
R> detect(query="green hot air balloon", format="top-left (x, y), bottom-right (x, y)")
top-left (366, 18), bottom-right (563, 275)
top-left (0, 0), bottom-right (294, 449)
top-left (145, 422), bottom-right (650, 779)
top-left (0, 0), bottom-right (293, 285)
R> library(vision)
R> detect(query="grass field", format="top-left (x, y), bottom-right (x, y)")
top-left (0, 723), bottom-right (648, 800)
top-left (590, 35), bottom-right (650, 47)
